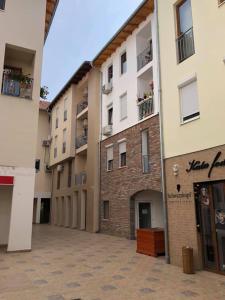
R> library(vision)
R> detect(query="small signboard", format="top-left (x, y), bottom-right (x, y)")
top-left (0, 176), bottom-right (14, 186)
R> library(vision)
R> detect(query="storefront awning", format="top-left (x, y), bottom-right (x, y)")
top-left (0, 176), bottom-right (14, 186)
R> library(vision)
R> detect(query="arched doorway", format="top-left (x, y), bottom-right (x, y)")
top-left (130, 190), bottom-right (163, 239)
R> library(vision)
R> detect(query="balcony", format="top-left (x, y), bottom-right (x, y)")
top-left (138, 96), bottom-right (154, 120)
top-left (102, 81), bottom-right (113, 95)
top-left (177, 27), bottom-right (195, 63)
top-left (137, 45), bottom-right (152, 71)
top-left (102, 125), bottom-right (112, 136)
top-left (1, 69), bottom-right (33, 100)
top-left (75, 172), bottom-right (87, 186)
top-left (77, 99), bottom-right (88, 119)
top-left (76, 134), bottom-right (88, 150)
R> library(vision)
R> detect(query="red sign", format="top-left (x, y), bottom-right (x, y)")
top-left (0, 176), bottom-right (14, 185)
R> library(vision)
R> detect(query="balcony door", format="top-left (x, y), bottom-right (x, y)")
top-left (195, 182), bottom-right (225, 274)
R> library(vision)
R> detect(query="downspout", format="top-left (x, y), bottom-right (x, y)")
top-left (154, 0), bottom-right (170, 264)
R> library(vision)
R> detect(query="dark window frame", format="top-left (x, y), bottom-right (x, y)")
top-left (103, 200), bottom-right (110, 220)
top-left (120, 152), bottom-right (127, 168)
top-left (108, 106), bottom-right (113, 125)
top-left (107, 159), bottom-right (113, 171)
top-left (57, 172), bottom-right (60, 190)
top-left (35, 159), bottom-right (40, 172)
top-left (0, 0), bottom-right (6, 10)
top-left (68, 161), bottom-right (72, 188)
top-left (121, 52), bottom-right (127, 75)
top-left (108, 65), bottom-right (113, 83)
top-left (141, 129), bottom-right (150, 174)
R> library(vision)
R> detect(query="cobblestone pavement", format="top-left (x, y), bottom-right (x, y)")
top-left (0, 225), bottom-right (225, 300)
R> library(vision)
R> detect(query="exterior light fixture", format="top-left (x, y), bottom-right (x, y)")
top-left (172, 164), bottom-right (179, 176)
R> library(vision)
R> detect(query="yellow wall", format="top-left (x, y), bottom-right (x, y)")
top-left (158, 0), bottom-right (225, 158)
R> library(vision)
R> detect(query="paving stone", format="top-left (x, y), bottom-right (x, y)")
top-left (112, 275), bottom-right (125, 280)
top-left (80, 272), bottom-right (93, 278)
top-left (51, 271), bottom-right (63, 275)
top-left (101, 285), bottom-right (117, 291)
top-left (66, 282), bottom-right (81, 288)
top-left (47, 295), bottom-right (65, 300)
top-left (181, 290), bottom-right (199, 297)
top-left (146, 277), bottom-right (160, 282)
top-left (33, 279), bottom-right (48, 285)
top-left (139, 288), bottom-right (155, 294)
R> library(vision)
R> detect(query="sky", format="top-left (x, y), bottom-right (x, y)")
top-left (41, 0), bottom-right (143, 101)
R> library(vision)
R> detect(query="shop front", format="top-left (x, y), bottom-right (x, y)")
top-left (165, 145), bottom-right (225, 275)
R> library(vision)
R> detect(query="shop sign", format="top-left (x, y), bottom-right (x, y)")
top-left (167, 192), bottom-right (192, 200)
top-left (0, 176), bottom-right (14, 185)
top-left (186, 151), bottom-right (225, 178)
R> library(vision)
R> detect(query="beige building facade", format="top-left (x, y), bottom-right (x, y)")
top-left (158, 0), bottom-right (225, 274)
top-left (33, 101), bottom-right (52, 224)
top-left (0, 0), bottom-right (58, 251)
top-left (49, 62), bottom-right (100, 233)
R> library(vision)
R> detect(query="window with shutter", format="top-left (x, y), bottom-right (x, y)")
top-left (120, 93), bottom-right (127, 120)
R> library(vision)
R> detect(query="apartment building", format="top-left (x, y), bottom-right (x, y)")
top-left (158, 0), bottom-right (225, 274)
top-left (0, 0), bottom-right (58, 252)
top-left (93, 0), bottom-right (163, 239)
top-left (48, 62), bottom-right (100, 233)
top-left (33, 101), bottom-right (52, 225)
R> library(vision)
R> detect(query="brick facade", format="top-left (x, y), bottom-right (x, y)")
top-left (100, 115), bottom-right (161, 239)
top-left (165, 144), bottom-right (225, 270)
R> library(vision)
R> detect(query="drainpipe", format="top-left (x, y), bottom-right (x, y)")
top-left (154, 0), bottom-right (170, 264)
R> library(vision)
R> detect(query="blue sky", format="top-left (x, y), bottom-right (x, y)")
top-left (42, 0), bottom-right (143, 100)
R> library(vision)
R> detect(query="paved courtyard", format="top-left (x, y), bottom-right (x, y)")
top-left (0, 225), bottom-right (225, 300)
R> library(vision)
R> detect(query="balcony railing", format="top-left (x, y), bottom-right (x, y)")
top-left (142, 155), bottom-right (150, 173)
top-left (138, 96), bottom-right (154, 120)
top-left (137, 45), bottom-right (153, 71)
top-left (76, 134), bottom-right (88, 149)
top-left (1, 70), bottom-right (33, 99)
top-left (75, 172), bottom-right (87, 185)
top-left (177, 27), bottom-right (195, 63)
top-left (77, 99), bottom-right (88, 115)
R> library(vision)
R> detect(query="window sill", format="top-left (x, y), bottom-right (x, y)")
top-left (180, 115), bottom-right (200, 125)
top-left (119, 166), bottom-right (128, 169)
top-left (106, 169), bottom-right (113, 172)
top-left (120, 116), bottom-right (127, 122)
top-left (102, 218), bottom-right (109, 221)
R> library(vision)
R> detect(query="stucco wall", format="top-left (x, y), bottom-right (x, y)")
top-left (158, 0), bottom-right (225, 158)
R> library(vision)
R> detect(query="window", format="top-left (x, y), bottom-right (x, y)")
top-left (108, 106), bottom-right (113, 125)
top-left (108, 65), bottom-right (113, 83)
top-left (119, 142), bottom-right (127, 168)
top-left (68, 160), bottom-right (72, 187)
top-left (64, 98), bottom-right (68, 121)
top-left (35, 159), bottom-right (40, 172)
top-left (107, 146), bottom-right (113, 171)
top-left (62, 129), bottom-right (66, 153)
top-left (57, 171), bottom-right (60, 190)
top-left (0, 0), bottom-right (5, 10)
top-left (141, 130), bottom-right (150, 173)
top-left (179, 79), bottom-right (200, 123)
top-left (120, 93), bottom-right (127, 120)
top-left (54, 136), bottom-right (58, 158)
top-left (103, 201), bottom-right (109, 220)
top-left (121, 52), bottom-right (127, 74)
top-left (56, 107), bottom-right (59, 129)
top-left (176, 0), bottom-right (195, 63)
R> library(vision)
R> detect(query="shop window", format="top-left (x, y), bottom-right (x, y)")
top-left (107, 146), bottom-right (113, 171)
top-left (176, 0), bottom-right (195, 63)
top-left (119, 141), bottom-right (127, 168)
top-left (103, 201), bottom-right (109, 220)
top-left (179, 78), bottom-right (200, 123)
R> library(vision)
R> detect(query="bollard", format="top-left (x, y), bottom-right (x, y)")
top-left (182, 246), bottom-right (195, 274)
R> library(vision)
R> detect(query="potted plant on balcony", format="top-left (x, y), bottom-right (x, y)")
top-left (19, 74), bottom-right (33, 99)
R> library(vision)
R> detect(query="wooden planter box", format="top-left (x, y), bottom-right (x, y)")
top-left (136, 228), bottom-right (165, 257)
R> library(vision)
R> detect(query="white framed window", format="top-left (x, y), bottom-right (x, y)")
top-left (121, 51), bottom-right (127, 75)
top-left (64, 98), bottom-right (68, 121)
top-left (62, 129), bottom-right (66, 153)
top-left (120, 93), bottom-right (127, 120)
top-left (119, 141), bottom-right (127, 168)
top-left (106, 146), bottom-right (113, 171)
top-left (179, 78), bottom-right (200, 123)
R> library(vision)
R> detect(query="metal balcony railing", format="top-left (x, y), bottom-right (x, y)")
top-left (138, 96), bottom-right (154, 120)
top-left (77, 99), bottom-right (88, 115)
top-left (137, 45), bottom-right (153, 71)
top-left (1, 70), bottom-right (33, 99)
top-left (76, 135), bottom-right (88, 149)
top-left (177, 27), bottom-right (195, 63)
top-left (75, 172), bottom-right (87, 185)
top-left (142, 155), bottom-right (150, 173)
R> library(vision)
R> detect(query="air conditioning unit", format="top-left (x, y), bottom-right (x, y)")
top-left (103, 125), bottom-right (112, 136)
top-left (102, 82), bottom-right (113, 95)
top-left (57, 164), bottom-right (64, 173)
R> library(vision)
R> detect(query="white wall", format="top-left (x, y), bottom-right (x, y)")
top-left (101, 14), bottom-right (159, 139)
top-left (0, 186), bottom-right (12, 245)
top-left (0, 165), bottom-right (35, 251)
top-left (135, 190), bottom-right (164, 229)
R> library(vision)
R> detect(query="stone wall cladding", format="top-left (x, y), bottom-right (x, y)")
top-left (100, 115), bottom-right (161, 238)
top-left (165, 144), bottom-right (225, 269)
